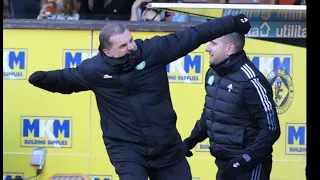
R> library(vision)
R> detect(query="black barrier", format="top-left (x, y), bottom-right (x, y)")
top-left (3, 19), bottom-right (306, 47)
top-left (3, 19), bottom-right (199, 32)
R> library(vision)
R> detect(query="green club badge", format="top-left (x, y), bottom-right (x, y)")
top-left (207, 75), bottom-right (215, 85)
top-left (135, 61), bottom-right (146, 70)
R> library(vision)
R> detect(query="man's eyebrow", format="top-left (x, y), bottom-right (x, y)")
top-left (119, 37), bottom-right (133, 48)
top-left (119, 43), bottom-right (127, 47)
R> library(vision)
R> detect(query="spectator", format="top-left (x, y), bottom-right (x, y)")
top-left (161, 0), bottom-right (208, 23)
top-left (78, 0), bottom-right (135, 20)
top-left (130, 0), bottom-right (164, 21)
top-left (130, 0), bottom-right (208, 22)
top-left (37, 0), bottom-right (81, 20)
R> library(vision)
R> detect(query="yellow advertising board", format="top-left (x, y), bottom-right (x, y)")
top-left (3, 29), bottom-right (93, 155)
top-left (3, 28), bottom-right (306, 180)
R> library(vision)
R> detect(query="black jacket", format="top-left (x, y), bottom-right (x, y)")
top-left (30, 15), bottom-right (242, 168)
top-left (186, 51), bottom-right (281, 162)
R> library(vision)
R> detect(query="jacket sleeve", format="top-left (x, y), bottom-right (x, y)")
top-left (33, 59), bottom-right (96, 94)
top-left (136, 15), bottom-right (237, 65)
top-left (243, 77), bottom-right (281, 160)
top-left (185, 107), bottom-right (208, 150)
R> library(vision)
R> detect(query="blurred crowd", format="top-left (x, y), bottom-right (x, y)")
top-left (3, 0), bottom-right (306, 22)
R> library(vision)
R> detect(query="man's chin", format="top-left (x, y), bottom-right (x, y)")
top-left (209, 60), bottom-right (216, 66)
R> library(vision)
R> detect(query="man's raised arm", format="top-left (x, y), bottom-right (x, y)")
top-left (135, 14), bottom-right (251, 65)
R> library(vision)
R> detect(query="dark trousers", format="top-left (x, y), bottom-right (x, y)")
top-left (112, 157), bottom-right (191, 180)
top-left (104, 138), bottom-right (192, 180)
top-left (216, 158), bottom-right (272, 180)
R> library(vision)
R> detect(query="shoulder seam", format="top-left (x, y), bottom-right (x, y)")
top-left (240, 63), bottom-right (258, 80)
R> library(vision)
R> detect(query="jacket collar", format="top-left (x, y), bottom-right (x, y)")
top-left (98, 45), bottom-right (141, 74)
top-left (210, 50), bottom-right (248, 76)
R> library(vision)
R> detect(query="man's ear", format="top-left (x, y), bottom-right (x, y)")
top-left (227, 43), bottom-right (236, 56)
top-left (103, 49), bottom-right (111, 56)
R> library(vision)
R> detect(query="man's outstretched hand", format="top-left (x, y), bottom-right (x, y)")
top-left (233, 14), bottom-right (251, 34)
top-left (29, 71), bottom-right (47, 86)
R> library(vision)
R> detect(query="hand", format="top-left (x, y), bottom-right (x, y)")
top-left (29, 71), bottom-right (47, 86)
top-left (37, 4), bottom-right (49, 19)
top-left (220, 154), bottom-right (252, 179)
top-left (186, 150), bottom-right (193, 157)
top-left (182, 140), bottom-right (193, 157)
top-left (132, 0), bottom-right (151, 10)
top-left (233, 14), bottom-right (251, 34)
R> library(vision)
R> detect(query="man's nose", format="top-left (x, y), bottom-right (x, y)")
top-left (128, 43), bottom-right (134, 51)
top-left (205, 46), bottom-right (210, 52)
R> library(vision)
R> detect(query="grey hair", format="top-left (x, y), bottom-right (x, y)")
top-left (222, 32), bottom-right (245, 53)
top-left (99, 23), bottom-right (127, 50)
